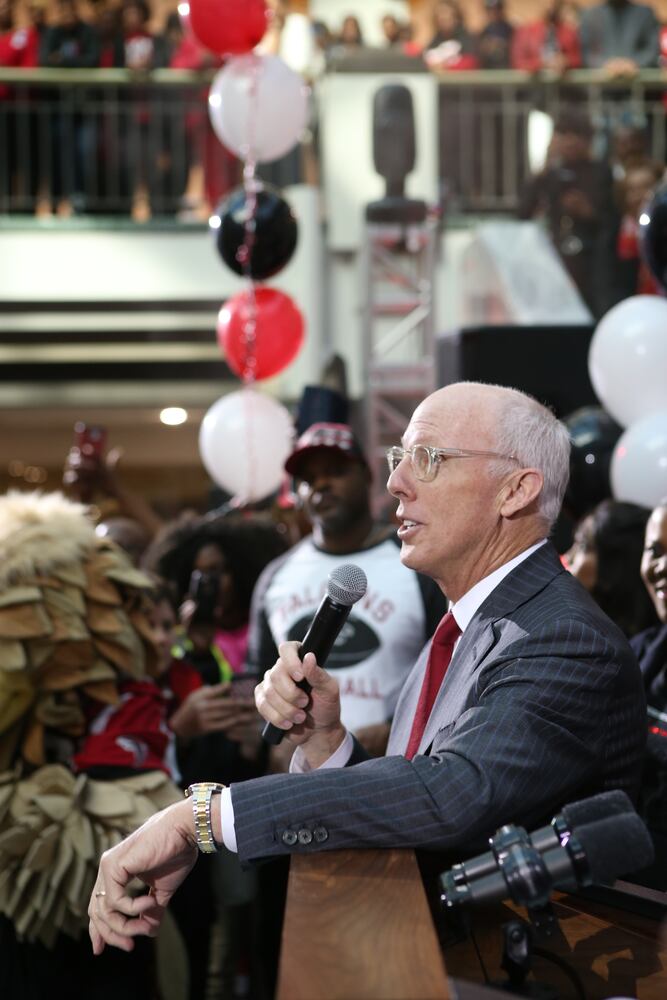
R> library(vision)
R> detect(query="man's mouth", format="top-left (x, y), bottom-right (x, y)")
top-left (397, 517), bottom-right (422, 538)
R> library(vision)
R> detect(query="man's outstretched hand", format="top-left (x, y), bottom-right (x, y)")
top-left (88, 798), bottom-right (198, 954)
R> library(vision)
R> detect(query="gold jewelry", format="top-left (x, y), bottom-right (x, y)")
top-left (95, 890), bottom-right (106, 898)
top-left (185, 783), bottom-right (226, 854)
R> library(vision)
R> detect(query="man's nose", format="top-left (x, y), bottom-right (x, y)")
top-left (308, 471), bottom-right (333, 492)
top-left (387, 457), bottom-right (414, 498)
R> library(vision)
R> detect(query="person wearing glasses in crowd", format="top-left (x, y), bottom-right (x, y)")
top-left (89, 382), bottom-right (645, 954)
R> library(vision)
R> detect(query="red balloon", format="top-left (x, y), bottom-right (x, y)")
top-left (189, 0), bottom-right (269, 56)
top-left (217, 287), bottom-right (305, 381)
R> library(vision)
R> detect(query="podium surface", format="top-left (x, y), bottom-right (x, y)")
top-left (277, 848), bottom-right (450, 1000)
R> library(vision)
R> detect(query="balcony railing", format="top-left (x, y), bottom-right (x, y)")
top-left (1, 67), bottom-right (665, 219)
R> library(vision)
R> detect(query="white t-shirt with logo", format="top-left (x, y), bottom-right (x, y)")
top-left (247, 537), bottom-right (444, 732)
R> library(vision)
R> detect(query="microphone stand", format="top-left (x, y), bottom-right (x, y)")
top-left (493, 909), bottom-right (560, 999)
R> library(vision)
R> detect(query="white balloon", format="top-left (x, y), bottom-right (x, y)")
top-left (611, 410), bottom-right (667, 508)
top-left (208, 53), bottom-right (309, 164)
top-left (199, 388), bottom-right (294, 501)
top-left (589, 295), bottom-right (667, 428)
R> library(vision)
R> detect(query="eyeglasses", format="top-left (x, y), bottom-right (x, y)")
top-left (386, 445), bottom-right (517, 483)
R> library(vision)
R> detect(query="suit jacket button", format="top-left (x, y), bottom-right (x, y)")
top-left (313, 826), bottom-right (328, 843)
top-left (281, 829), bottom-right (298, 846)
top-left (297, 828), bottom-right (313, 845)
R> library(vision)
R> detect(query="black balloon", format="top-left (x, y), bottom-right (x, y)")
top-left (639, 182), bottom-right (667, 292)
top-left (215, 184), bottom-right (298, 280)
top-left (563, 406), bottom-right (623, 520)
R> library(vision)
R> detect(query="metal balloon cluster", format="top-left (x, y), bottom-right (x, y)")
top-left (188, 0), bottom-right (308, 502)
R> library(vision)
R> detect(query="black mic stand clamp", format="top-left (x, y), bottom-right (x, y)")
top-left (495, 918), bottom-right (560, 999)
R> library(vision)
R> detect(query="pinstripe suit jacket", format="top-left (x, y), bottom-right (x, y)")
top-left (232, 543), bottom-right (646, 865)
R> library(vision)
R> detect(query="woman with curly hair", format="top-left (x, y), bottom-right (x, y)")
top-left (142, 513), bottom-right (288, 1000)
top-left (144, 513), bottom-right (288, 686)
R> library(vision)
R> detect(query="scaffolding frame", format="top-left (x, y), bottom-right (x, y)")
top-left (361, 218), bottom-right (439, 515)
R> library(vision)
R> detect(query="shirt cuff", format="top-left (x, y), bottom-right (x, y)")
top-left (289, 730), bottom-right (353, 773)
top-left (219, 786), bottom-right (237, 853)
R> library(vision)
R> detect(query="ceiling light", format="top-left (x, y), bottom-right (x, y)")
top-left (160, 407), bottom-right (188, 426)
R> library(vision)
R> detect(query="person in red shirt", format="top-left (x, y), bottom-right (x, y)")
top-left (512, 0), bottom-right (581, 72)
top-left (423, 0), bottom-right (479, 69)
top-left (0, 0), bottom-right (42, 73)
top-left (0, 0), bottom-right (42, 210)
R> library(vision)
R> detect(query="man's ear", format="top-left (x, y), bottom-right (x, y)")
top-left (498, 469), bottom-right (544, 518)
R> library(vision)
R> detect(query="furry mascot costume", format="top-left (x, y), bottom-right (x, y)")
top-left (0, 491), bottom-right (180, 974)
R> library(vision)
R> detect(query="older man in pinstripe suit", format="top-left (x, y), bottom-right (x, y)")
top-left (89, 382), bottom-right (646, 953)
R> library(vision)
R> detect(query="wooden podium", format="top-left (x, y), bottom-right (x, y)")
top-left (277, 849), bottom-right (450, 1000)
top-left (276, 849), bottom-right (667, 1000)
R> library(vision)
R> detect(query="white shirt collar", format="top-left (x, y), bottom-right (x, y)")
top-left (450, 539), bottom-right (548, 633)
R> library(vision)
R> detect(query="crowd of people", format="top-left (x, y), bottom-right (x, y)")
top-left (1, 376), bottom-right (667, 997)
top-left (0, 0), bottom-right (238, 218)
top-left (1, 1), bottom-right (667, 315)
top-left (1, 1), bottom-right (667, 219)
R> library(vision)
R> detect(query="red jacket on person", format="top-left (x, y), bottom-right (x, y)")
top-left (511, 20), bottom-right (581, 71)
top-left (0, 25), bottom-right (39, 99)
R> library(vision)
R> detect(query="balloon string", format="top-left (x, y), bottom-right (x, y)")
top-left (241, 383), bottom-right (258, 505)
top-left (239, 54), bottom-right (261, 387)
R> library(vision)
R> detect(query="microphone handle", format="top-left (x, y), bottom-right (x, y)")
top-left (262, 597), bottom-right (352, 746)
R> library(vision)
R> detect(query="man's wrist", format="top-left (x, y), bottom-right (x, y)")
top-left (300, 723), bottom-right (348, 770)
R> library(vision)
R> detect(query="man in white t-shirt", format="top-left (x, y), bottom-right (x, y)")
top-left (247, 422), bottom-right (445, 756)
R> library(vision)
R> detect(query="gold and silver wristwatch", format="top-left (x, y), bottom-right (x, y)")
top-left (185, 782), bottom-right (226, 853)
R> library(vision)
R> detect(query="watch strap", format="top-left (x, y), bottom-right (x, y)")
top-left (185, 782), bottom-right (226, 854)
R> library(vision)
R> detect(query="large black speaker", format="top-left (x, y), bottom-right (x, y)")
top-left (367, 84), bottom-right (427, 224)
top-left (372, 84), bottom-right (416, 193)
top-left (437, 325), bottom-right (598, 418)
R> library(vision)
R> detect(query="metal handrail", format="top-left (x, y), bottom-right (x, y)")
top-left (0, 67), bottom-right (214, 85)
top-left (0, 66), bottom-right (665, 87)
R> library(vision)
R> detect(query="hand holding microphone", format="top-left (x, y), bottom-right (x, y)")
top-left (256, 564), bottom-right (368, 758)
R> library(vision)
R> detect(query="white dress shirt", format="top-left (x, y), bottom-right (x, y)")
top-left (219, 539), bottom-right (547, 852)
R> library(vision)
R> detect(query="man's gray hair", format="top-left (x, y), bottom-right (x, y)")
top-left (491, 388), bottom-right (571, 530)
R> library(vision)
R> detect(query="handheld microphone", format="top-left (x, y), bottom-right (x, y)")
top-left (261, 563), bottom-right (368, 746)
top-left (440, 809), bottom-right (654, 910)
top-left (448, 790), bottom-right (634, 887)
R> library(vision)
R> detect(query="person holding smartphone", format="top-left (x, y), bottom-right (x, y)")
top-left (144, 518), bottom-right (287, 1000)
top-left (143, 513), bottom-right (287, 774)
top-left (62, 420), bottom-right (163, 547)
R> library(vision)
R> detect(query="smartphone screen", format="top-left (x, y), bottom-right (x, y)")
top-left (230, 674), bottom-right (261, 700)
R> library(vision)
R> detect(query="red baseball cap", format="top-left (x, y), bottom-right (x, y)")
top-left (284, 422), bottom-right (368, 477)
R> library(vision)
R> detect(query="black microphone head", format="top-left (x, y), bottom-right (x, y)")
top-left (327, 564), bottom-right (367, 607)
top-left (560, 790), bottom-right (633, 829)
top-left (576, 813), bottom-right (654, 884)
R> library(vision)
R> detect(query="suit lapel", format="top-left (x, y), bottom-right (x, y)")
top-left (410, 543), bottom-right (565, 756)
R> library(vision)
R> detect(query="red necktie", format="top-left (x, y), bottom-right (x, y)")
top-left (404, 611), bottom-right (461, 761)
